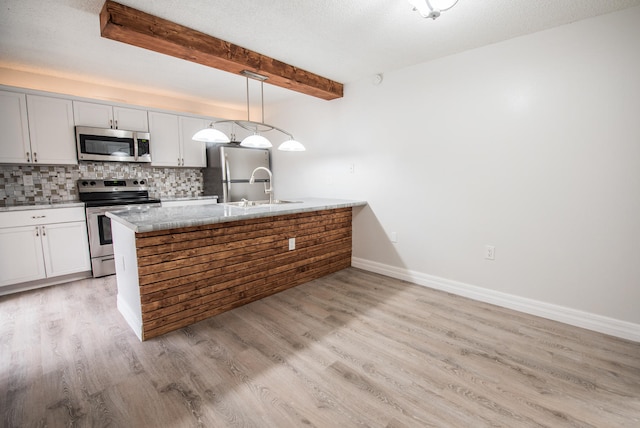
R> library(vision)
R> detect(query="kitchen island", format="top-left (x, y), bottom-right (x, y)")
top-left (107, 198), bottom-right (366, 340)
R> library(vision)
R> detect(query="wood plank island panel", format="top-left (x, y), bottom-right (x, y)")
top-left (134, 208), bottom-right (353, 340)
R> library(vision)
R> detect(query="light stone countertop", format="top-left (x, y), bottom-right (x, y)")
top-left (160, 196), bottom-right (218, 203)
top-left (0, 201), bottom-right (85, 212)
top-left (106, 197), bottom-right (367, 233)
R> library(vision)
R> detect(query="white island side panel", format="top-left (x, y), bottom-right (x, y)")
top-left (112, 220), bottom-right (143, 341)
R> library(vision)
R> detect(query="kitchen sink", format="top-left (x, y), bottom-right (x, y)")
top-left (224, 199), bottom-right (302, 207)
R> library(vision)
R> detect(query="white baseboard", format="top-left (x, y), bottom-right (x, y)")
top-left (351, 257), bottom-right (640, 342)
top-left (117, 293), bottom-right (143, 341)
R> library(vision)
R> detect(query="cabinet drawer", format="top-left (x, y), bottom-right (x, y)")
top-left (0, 206), bottom-right (86, 228)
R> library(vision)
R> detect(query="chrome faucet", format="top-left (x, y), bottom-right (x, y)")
top-left (249, 166), bottom-right (273, 204)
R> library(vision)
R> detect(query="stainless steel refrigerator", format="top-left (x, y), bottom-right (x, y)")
top-left (203, 144), bottom-right (271, 202)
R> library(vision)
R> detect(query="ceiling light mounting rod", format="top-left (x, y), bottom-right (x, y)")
top-left (241, 70), bottom-right (268, 123)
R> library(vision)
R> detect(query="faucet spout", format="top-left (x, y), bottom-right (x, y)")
top-left (249, 166), bottom-right (273, 204)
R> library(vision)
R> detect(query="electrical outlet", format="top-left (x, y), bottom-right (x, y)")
top-left (23, 175), bottom-right (34, 186)
top-left (485, 245), bottom-right (495, 260)
top-left (289, 237), bottom-right (296, 251)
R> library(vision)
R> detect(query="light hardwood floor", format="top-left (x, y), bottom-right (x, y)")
top-left (1, 268), bottom-right (639, 427)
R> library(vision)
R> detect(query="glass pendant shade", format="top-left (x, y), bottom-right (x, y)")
top-left (240, 134), bottom-right (272, 148)
top-left (278, 139), bottom-right (306, 152)
top-left (192, 127), bottom-right (230, 143)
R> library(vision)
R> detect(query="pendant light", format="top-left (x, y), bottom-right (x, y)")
top-left (192, 71), bottom-right (305, 151)
top-left (278, 139), bottom-right (306, 151)
top-left (192, 125), bottom-right (230, 143)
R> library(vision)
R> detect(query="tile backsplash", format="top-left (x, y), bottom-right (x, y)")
top-left (0, 163), bottom-right (203, 206)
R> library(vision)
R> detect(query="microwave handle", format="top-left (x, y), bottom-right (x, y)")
top-left (134, 134), bottom-right (139, 160)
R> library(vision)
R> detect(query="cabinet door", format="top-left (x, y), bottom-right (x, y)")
top-left (149, 111), bottom-right (180, 167)
top-left (26, 95), bottom-right (77, 165)
top-left (73, 101), bottom-right (114, 128)
top-left (114, 107), bottom-right (148, 132)
top-left (0, 91), bottom-right (31, 163)
top-left (41, 222), bottom-right (91, 278)
top-left (179, 116), bottom-right (207, 167)
top-left (0, 226), bottom-right (46, 287)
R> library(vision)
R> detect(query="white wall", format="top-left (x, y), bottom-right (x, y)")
top-left (270, 7), bottom-right (640, 335)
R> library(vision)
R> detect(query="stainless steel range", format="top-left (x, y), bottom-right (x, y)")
top-left (78, 178), bottom-right (160, 277)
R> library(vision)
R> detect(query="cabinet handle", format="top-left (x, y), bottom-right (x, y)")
top-left (35, 226), bottom-right (39, 237)
top-left (114, 119), bottom-right (118, 129)
top-left (31, 215), bottom-right (46, 219)
top-left (42, 226), bottom-right (46, 236)
top-left (33, 152), bottom-right (38, 163)
top-left (26, 152), bottom-right (31, 162)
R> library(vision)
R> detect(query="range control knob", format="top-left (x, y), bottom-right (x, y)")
top-left (81, 181), bottom-right (88, 186)
top-left (139, 180), bottom-right (145, 185)
top-left (90, 181), bottom-right (96, 186)
top-left (133, 180), bottom-right (139, 185)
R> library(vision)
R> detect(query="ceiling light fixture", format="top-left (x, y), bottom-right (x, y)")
top-left (193, 71), bottom-right (306, 152)
top-left (408, 0), bottom-right (459, 20)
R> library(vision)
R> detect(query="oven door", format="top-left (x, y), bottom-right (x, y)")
top-left (85, 203), bottom-right (160, 277)
top-left (86, 206), bottom-right (115, 258)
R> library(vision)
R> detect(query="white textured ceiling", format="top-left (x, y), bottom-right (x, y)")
top-left (1, 0), bottom-right (640, 111)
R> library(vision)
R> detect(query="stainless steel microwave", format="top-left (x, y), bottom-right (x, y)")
top-left (76, 126), bottom-right (152, 163)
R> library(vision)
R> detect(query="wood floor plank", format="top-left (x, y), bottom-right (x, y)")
top-left (1, 267), bottom-right (639, 427)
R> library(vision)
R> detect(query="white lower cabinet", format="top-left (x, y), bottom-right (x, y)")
top-left (41, 222), bottom-right (92, 277)
top-left (0, 207), bottom-right (91, 288)
top-left (0, 226), bottom-right (46, 285)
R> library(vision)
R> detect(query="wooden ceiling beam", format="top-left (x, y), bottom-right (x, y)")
top-left (99, 0), bottom-right (343, 100)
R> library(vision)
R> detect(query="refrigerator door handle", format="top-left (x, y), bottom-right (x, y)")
top-left (225, 158), bottom-right (232, 197)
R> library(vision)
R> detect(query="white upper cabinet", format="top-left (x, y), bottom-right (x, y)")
top-left (0, 92), bottom-right (78, 165)
top-left (148, 111), bottom-right (181, 167)
top-left (73, 101), bottom-right (148, 132)
top-left (149, 111), bottom-right (206, 167)
top-left (0, 90), bottom-right (31, 163)
top-left (26, 94), bottom-right (77, 165)
top-left (179, 116), bottom-right (207, 167)
top-left (0, 91), bottom-right (77, 165)
top-left (115, 106), bottom-right (149, 132)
